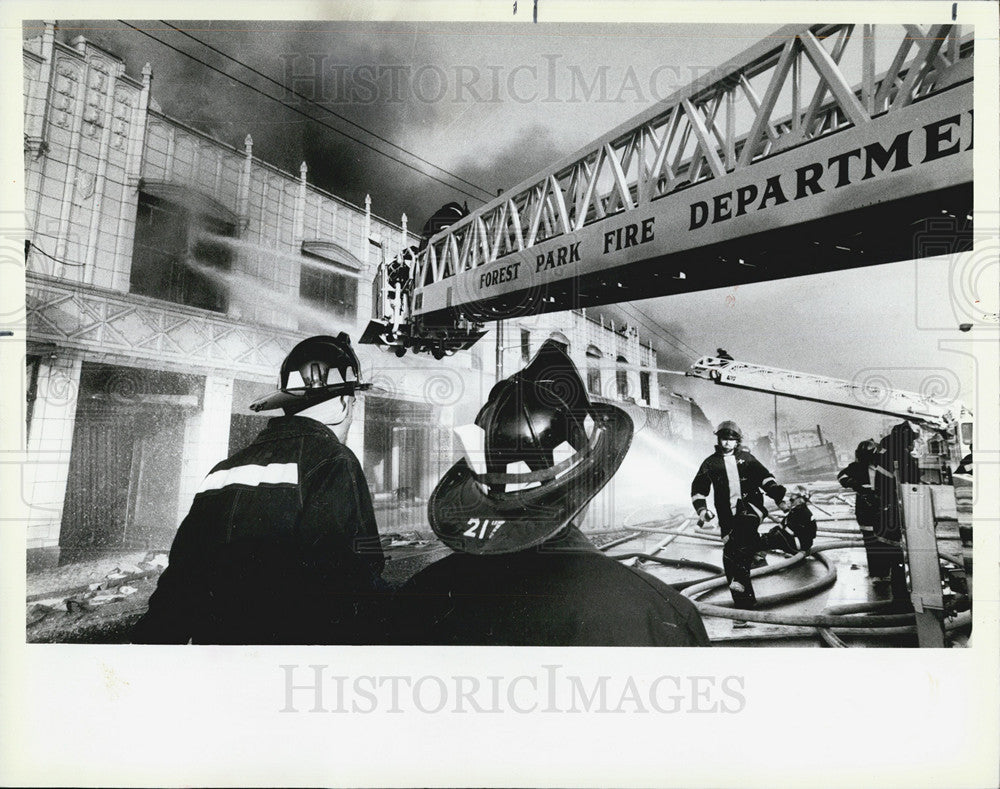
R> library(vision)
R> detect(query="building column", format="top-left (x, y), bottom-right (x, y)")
top-left (238, 134), bottom-right (253, 226)
top-left (364, 193), bottom-right (372, 265)
top-left (111, 62), bottom-right (151, 292)
top-left (54, 47), bottom-right (91, 267)
top-left (175, 374), bottom-right (233, 522)
top-left (24, 354), bottom-right (83, 568)
top-left (23, 21), bottom-right (56, 150)
top-left (359, 195), bottom-right (372, 248)
top-left (294, 161), bottom-right (307, 242)
top-left (84, 56), bottom-right (124, 285)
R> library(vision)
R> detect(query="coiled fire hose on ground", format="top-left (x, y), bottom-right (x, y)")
top-left (817, 599), bottom-right (972, 647)
top-left (603, 522), bottom-right (970, 643)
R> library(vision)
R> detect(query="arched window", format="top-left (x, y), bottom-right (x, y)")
top-left (548, 330), bottom-right (570, 349)
top-left (299, 241), bottom-right (362, 330)
top-left (586, 345), bottom-right (602, 397)
top-left (616, 355), bottom-right (629, 399)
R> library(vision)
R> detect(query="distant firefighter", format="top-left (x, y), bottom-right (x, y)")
top-left (763, 486), bottom-right (817, 554)
top-left (838, 433), bottom-right (908, 602)
top-left (691, 420), bottom-right (789, 626)
top-left (390, 339), bottom-right (709, 646)
top-left (838, 439), bottom-right (887, 578)
top-left (879, 420), bottom-right (922, 483)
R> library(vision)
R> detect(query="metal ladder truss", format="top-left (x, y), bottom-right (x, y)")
top-left (410, 23), bottom-right (973, 319)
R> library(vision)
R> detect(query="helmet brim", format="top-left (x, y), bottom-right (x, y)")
top-left (249, 382), bottom-right (371, 412)
top-left (427, 402), bottom-right (634, 555)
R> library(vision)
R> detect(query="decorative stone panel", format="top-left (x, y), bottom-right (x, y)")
top-left (111, 89), bottom-right (133, 151)
top-left (82, 59), bottom-right (110, 138)
top-left (27, 273), bottom-right (305, 379)
top-left (51, 58), bottom-right (82, 130)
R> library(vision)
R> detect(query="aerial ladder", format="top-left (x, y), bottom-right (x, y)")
top-left (363, 23), bottom-right (975, 358)
top-left (687, 354), bottom-right (973, 647)
top-left (687, 354), bottom-right (973, 479)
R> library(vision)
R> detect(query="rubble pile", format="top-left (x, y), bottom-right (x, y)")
top-left (379, 531), bottom-right (430, 549)
top-left (26, 552), bottom-right (168, 627)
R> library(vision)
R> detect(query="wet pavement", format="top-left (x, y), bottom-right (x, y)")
top-left (25, 484), bottom-right (970, 646)
top-left (605, 487), bottom-right (970, 647)
top-left (607, 527), bottom-right (904, 647)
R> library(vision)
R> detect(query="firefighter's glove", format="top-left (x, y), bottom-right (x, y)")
top-left (778, 499), bottom-right (791, 513)
top-left (697, 509), bottom-right (715, 527)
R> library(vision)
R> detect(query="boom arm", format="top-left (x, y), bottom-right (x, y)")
top-left (410, 24), bottom-right (972, 324)
top-left (687, 355), bottom-right (970, 432)
top-left (363, 24), bottom-right (973, 358)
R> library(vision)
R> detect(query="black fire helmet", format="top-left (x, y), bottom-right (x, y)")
top-left (855, 439), bottom-right (883, 464)
top-left (428, 339), bottom-right (633, 555)
top-left (715, 420), bottom-right (743, 441)
top-left (249, 333), bottom-right (371, 414)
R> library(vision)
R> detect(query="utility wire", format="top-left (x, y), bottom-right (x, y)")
top-left (26, 240), bottom-right (86, 267)
top-left (613, 302), bottom-right (703, 361)
top-left (118, 22), bottom-right (493, 205)
top-left (158, 21), bottom-right (495, 200)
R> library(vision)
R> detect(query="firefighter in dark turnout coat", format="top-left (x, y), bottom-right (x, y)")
top-left (691, 421), bottom-right (788, 614)
top-left (392, 340), bottom-right (709, 647)
top-left (838, 439), bottom-right (890, 578)
top-left (838, 424), bottom-right (919, 601)
top-left (132, 334), bottom-right (384, 644)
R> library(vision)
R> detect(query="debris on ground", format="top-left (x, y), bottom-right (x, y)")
top-left (139, 552), bottom-right (169, 570)
top-left (26, 557), bottom-right (166, 625)
top-left (584, 528), bottom-right (646, 549)
top-left (379, 531), bottom-right (430, 548)
top-left (27, 603), bottom-right (55, 627)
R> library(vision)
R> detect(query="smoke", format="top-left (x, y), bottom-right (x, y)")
top-left (452, 122), bottom-right (565, 200)
top-left (181, 257), bottom-right (355, 337)
top-left (202, 234), bottom-right (363, 278)
top-left (649, 319), bottom-right (698, 369)
top-left (48, 20), bottom-right (472, 219)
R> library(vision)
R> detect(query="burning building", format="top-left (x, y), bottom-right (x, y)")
top-left (20, 23), bottom-right (708, 570)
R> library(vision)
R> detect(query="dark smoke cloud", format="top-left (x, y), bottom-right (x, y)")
top-left (453, 122), bottom-right (565, 201)
top-left (45, 20), bottom-right (484, 221)
top-left (592, 305), bottom-right (697, 372)
top-left (644, 319), bottom-right (695, 370)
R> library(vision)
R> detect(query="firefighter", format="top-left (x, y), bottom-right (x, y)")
top-left (385, 247), bottom-right (415, 337)
top-left (132, 333), bottom-right (385, 644)
top-left (838, 439), bottom-right (890, 580)
top-left (389, 339), bottom-right (709, 646)
top-left (691, 420), bottom-right (789, 626)
top-left (955, 445), bottom-right (973, 476)
top-left (762, 486), bottom-right (818, 555)
top-left (879, 421), bottom-right (922, 484)
top-left (875, 421), bottom-right (922, 602)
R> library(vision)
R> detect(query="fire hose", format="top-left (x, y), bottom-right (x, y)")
top-left (605, 521), bottom-right (970, 641)
top-left (817, 599), bottom-right (972, 647)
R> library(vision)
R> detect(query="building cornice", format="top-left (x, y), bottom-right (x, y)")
top-left (26, 272), bottom-right (308, 380)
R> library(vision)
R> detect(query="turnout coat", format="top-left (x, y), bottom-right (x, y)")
top-left (132, 416), bottom-right (384, 644)
top-left (837, 459), bottom-right (905, 542)
top-left (390, 528), bottom-right (710, 647)
top-left (690, 447), bottom-right (786, 527)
